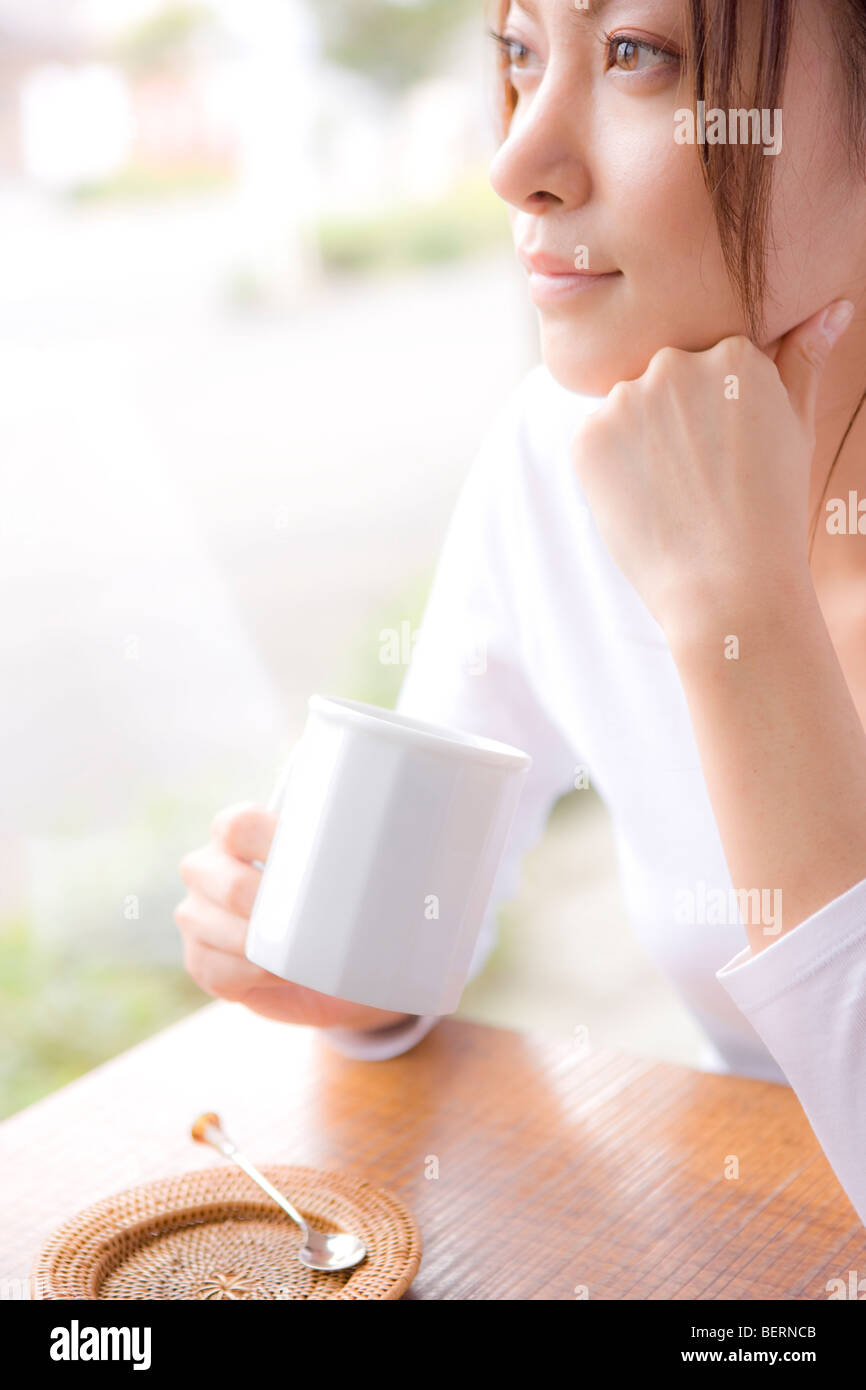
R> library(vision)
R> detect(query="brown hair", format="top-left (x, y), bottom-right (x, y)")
top-left (488, 0), bottom-right (866, 342)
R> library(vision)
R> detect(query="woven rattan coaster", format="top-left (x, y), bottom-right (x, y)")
top-left (31, 1164), bottom-right (422, 1300)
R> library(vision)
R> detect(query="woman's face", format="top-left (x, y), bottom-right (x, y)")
top-left (489, 0), bottom-right (865, 397)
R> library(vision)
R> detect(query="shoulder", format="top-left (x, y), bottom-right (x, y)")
top-left (481, 363), bottom-right (603, 474)
top-left (513, 361), bottom-right (604, 430)
top-left (469, 363), bottom-right (604, 512)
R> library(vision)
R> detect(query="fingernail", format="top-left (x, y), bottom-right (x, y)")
top-left (821, 299), bottom-right (855, 345)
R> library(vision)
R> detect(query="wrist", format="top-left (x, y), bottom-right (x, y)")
top-left (662, 561), bottom-right (817, 662)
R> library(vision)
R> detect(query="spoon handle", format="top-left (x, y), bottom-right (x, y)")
top-left (191, 1113), bottom-right (310, 1239)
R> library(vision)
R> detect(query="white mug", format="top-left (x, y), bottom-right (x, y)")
top-left (245, 694), bottom-right (532, 1017)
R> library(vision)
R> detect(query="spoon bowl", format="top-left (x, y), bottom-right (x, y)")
top-left (298, 1229), bottom-right (367, 1272)
top-left (191, 1112), bottom-right (367, 1272)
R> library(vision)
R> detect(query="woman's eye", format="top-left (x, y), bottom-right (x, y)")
top-left (605, 34), bottom-right (678, 74)
top-left (489, 31), bottom-right (534, 72)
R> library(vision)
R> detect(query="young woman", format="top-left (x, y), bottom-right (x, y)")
top-left (175, 0), bottom-right (866, 1227)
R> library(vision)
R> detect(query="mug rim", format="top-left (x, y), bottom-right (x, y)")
top-left (308, 694), bottom-right (532, 770)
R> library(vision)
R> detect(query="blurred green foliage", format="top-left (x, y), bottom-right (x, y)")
top-left (69, 168), bottom-right (232, 203)
top-left (0, 917), bottom-right (206, 1121)
top-left (113, 3), bottom-right (218, 73)
top-left (114, 1), bottom-right (484, 89)
top-left (315, 175), bottom-right (509, 273)
top-left (338, 568), bottom-right (435, 709)
top-left (317, 0), bottom-right (483, 91)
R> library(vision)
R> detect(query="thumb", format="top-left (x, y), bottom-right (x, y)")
top-left (773, 298), bottom-right (854, 433)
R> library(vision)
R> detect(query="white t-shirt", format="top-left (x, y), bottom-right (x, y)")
top-left (324, 363), bottom-right (866, 1227)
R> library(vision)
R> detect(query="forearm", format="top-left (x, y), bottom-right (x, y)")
top-left (667, 568), bottom-right (866, 954)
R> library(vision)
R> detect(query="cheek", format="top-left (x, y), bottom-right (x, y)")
top-left (568, 137), bottom-right (746, 379)
top-left (536, 143), bottom-right (744, 394)
top-left (760, 14), bottom-right (858, 330)
top-left (762, 136), bottom-right (856, 333)
top-left (607, 138), bottom-right (735, 321)
top-left (749, 0), bottom-right (866, 342)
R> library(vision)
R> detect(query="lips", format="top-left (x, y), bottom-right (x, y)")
top-left (516, 247), bottom-right (618, 277)
top-left (515, 245), bottom-right (621, 307)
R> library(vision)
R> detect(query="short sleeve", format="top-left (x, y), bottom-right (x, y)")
top-left (322, 370), bottom-right (580, 1061)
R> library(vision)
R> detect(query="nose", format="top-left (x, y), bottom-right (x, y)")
top-left (489, 72), bottom-right (592, 216)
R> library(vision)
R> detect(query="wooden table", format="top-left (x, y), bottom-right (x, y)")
top-left (1, 1002), bottom-right (863, 1300)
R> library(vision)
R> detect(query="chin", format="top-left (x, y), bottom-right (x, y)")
top-left (539, 340), bottom-right (622, 399)
top-left (538, 322), bottom-right (649, 399)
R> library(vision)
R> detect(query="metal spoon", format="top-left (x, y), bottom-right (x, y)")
top-left (191, 1113), bottom-right (367, 1272)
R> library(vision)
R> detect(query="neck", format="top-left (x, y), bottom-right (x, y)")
top-left (769, 306), bottom-right (866, 597)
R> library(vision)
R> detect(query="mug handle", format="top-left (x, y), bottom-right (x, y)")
top-left (251, 742), bottom-right (299, 872)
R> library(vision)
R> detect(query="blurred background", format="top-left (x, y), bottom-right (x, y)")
top-left (0, 0), bottom-right (705, 1119)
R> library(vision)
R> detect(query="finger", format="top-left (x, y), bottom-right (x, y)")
top-left (174, 891), bottom-right (250, 957)
top-left (240, 979), bottom-right (347, 1028)
top-left (210, 802), bottom-right (278, 864)
top-left (178, 843), bottom-right (262, 918)
top-left (773, 299), bottom-right (854, 434)
top-left (181, 937), bottom-right (277, 1003)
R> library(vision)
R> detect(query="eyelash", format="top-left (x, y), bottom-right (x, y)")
top-left (600, 31), bottom-right (680, 73)
top-left (487, 28), bottom-right (680, 76)
top-left (488, 29), bottom-right (531, 69)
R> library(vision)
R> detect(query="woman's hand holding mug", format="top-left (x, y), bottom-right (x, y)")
top-left (174, 800), bottom-right (412, 1032)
